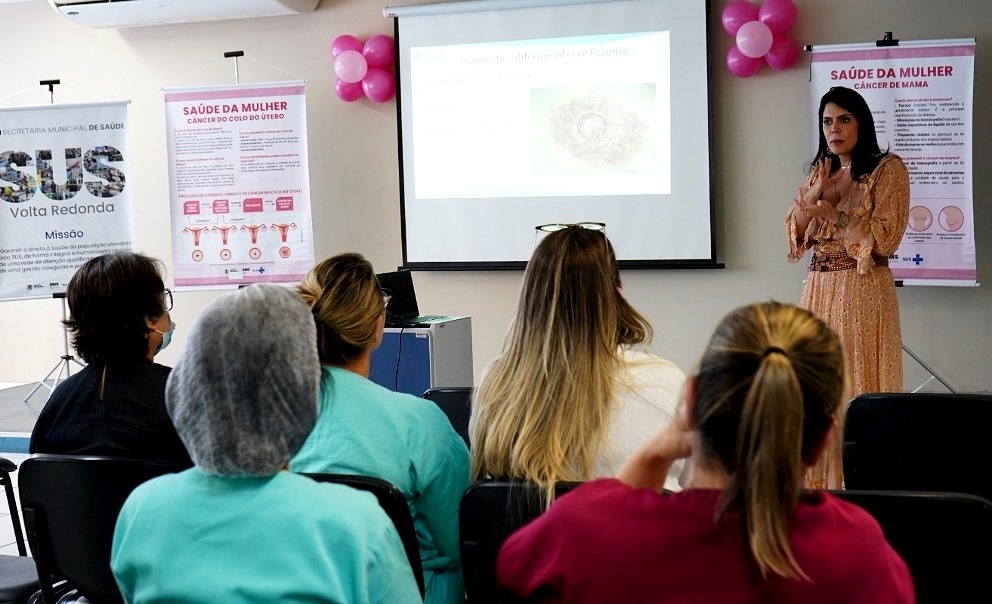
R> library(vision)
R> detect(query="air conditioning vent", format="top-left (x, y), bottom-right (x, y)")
top-left (48, 0), bottom-right (319, 28)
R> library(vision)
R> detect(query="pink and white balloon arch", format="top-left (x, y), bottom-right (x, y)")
top-left (331, 34), bottom-right (396, 103)
top-left (722, 0), bottom-right (801, 78)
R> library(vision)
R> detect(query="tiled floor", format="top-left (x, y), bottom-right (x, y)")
top-left (0, 451), bottom-right (30, 557)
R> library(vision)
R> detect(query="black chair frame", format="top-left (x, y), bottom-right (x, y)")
top-left (302, 472), bottom-right (426, 598)
top-left (828, 488), bottom-right (992, 604)
top-left (843, 391), bottom-right (992, 501)
top-left (0, 457), bottom-right (41, 604)
top-left (18, 454), bottom-right (182, 604)
top-left (421, 386), bottom-right (473, 449)
top-left (459, 480), bottom-right (581, 604)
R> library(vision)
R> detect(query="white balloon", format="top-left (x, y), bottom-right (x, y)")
top-left (736, 21), bottom-right (774, 59)
top-left (334, 50), bottom-right (368, 84)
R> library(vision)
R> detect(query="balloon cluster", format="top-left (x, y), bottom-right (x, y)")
top-left (722, 0), bottom-right (800, 78)
top-left (331, 34), bottom-right (396, 103)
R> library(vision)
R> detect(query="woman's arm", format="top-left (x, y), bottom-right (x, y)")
top-left (786, 160), bottom-right (836, 254)
top-left (861, 156), bottom-right (911, 256)
top-left (415, 412), bottom-right (471, 565)
top-left (616, 403), bottom-right (692, 493)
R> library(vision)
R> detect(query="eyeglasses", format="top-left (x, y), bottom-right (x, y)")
top-left (381, 288), bottom-right (392, 309)
top-left (535, 222), bottom-right (606, 232)
top-left (163, 288), bottom-right (173, 312)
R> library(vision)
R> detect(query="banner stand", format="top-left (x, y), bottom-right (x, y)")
top-left (22, 293), bottom-right (85, 411)
top-left (903, 344), bottom-right (956, 393)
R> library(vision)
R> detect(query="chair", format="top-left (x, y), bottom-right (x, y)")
top-left (0, 457), bottom-right (40, 604)
top-left (459, 480), bottom-right (582, 604)
top-left (17, 455), bottom-right (183, 604)
top-left (842, 391), bottom-right (992, 501)
top-left (421, 387), bottom-right (473, 448)
top-left (828, 489), bottom-right (992, 603)
top-left (301, 473), bottom-right (426, 598)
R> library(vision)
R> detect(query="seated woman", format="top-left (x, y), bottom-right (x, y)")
top-left (470, 224), bottom-right (686, 502)
top-left (30, 251), bottom-right (190, 467)
top-left (290, 253), bottom-right (470, 604)
top-left (111, 284), bottom-right (421, 603)
top-left (497, 301), bottom-right (915, 602)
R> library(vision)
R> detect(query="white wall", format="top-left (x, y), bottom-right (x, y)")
top-left (0, 0), bottom-right (989, 393)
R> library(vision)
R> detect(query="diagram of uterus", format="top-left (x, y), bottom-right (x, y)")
top-left (240, 224), bottom-right (269, 244)
top-left (271, 223), bottom-right (297, 243)
top-left (211, 225), bottom-right (236, 245)
top-left (183, 226), bottom-right (208, 246)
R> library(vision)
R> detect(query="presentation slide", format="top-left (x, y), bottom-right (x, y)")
top-left (392, 0), bottom-right (714, 268)
top-left (412, 32), bottom-right (670, 199)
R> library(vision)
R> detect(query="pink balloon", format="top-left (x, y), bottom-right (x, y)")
top-left (726, 47), bottom-right (763, 78)
top-left (736, 20), bottom-right (773, 58)
top-left (335, 78), bottom-right (364, 102)
top-left (721, 0), bottom-right (759, 36)
top-left (765, 34), bottom-right (800, 70)
top-left (334, 50), bottom-right (368, 84)
top-left (363, 34), bottom-right (395, 68)
top-left (330, 34), bottom-right (363, 59)
top-left (759, 0), bottom-right (798, 34)
top-left (362, 68), bottom-right (396, 103)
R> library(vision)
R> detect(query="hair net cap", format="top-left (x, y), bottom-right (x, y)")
top-left (166, 284), bottom-right (319, 476)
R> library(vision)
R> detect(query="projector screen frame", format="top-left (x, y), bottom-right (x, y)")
top-left (389, 0), bottom-right (722, 271)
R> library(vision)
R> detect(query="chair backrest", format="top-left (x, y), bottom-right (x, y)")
top-left (301, 473), bottom-right (426, 598)
top-left (828, 489), bottom-right (992, 602)
top-left (0, 456), bottom-right (42, 604)
top-left (843, 392), bottom-right (992, 500)
top-left (421, 386), bottom-right (473, 448)
top-left (0, 457), bottom-right (27, 557)
top-left (17, 454), bottom-right (183, 604)
top-left (459, 480), bottom-right (582, 604)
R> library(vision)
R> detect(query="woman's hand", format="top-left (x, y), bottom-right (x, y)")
top-left (617, 402), bottom-right (693, 492)
top-left (795, 159), bottom-right (844, 223)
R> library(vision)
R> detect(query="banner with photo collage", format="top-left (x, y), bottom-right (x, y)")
top-left (163, 81), bottom-right (314, 289)
top-left (0, 101), bottom-right (133, 301)
top-left (810, 38), bottom-right (977, 286)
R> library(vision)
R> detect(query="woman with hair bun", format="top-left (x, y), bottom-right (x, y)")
top-left (497, 301), bottom-right (914, 603)
top-left (291, 253), bottom-right (470, 604)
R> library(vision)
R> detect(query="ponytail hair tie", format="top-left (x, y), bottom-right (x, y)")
top-left (762, 346), bottom-right (787, 358)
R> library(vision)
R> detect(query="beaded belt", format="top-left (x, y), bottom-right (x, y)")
top-left (809, 252), bottom-right (889, 272)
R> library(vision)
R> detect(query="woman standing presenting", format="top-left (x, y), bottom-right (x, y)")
top-left (786, 86), bottom-right (910, 489)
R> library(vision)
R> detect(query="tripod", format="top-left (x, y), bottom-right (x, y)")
top-left (903, 344), bottom-right (956, 393)
top-left (23, 293), bottom-right (85, 410)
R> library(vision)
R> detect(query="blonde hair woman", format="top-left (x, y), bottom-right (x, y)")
top-left (290, 253), bottom-right (470, 604)
top-left (470, 224), bottom-right (686, 502)
top-left (497, 302), bottom-right (914, 601)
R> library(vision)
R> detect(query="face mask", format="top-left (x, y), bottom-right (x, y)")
top-left (154, 320), bottom-right (176, 353)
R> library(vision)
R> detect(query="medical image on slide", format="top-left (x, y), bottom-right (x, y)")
top-left (531, 84), bottom-right (656, 175)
